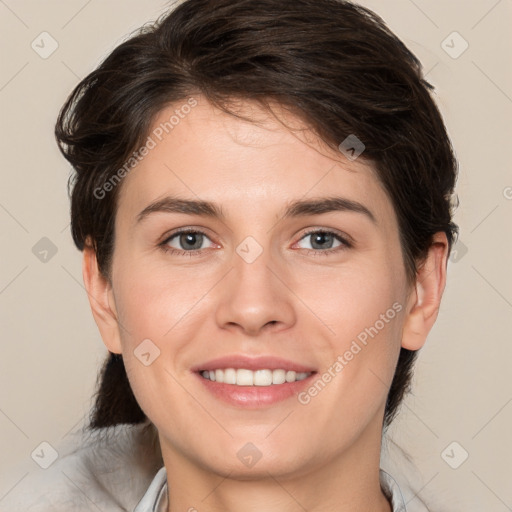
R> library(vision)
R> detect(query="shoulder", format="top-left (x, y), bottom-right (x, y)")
top-left (1, 420), bottom-right (163, 512)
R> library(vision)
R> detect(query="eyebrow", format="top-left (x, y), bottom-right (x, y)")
top-left (136, 195), bottom-right (377, 224)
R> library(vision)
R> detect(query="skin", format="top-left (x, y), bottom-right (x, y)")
top-left (83, 95), bottom-right (448, 512)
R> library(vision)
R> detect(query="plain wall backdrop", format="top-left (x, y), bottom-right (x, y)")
top-left (0, 0), bottom-right (511, 510)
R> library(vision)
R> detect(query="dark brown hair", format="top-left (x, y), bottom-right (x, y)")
top-left (55, 0), bottom-right (458, 431)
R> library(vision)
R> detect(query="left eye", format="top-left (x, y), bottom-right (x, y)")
top-left (296, 230), bottom-right (346, 251)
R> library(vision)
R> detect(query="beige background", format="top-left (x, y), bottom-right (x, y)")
top-left (0, 0), bottom-right (511, 510)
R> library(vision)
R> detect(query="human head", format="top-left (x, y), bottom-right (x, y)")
top-left (55, 0), bottom-right (457, 435)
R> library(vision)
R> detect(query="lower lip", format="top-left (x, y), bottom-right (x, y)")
top-left (195, 372), bottom-right (316, 408)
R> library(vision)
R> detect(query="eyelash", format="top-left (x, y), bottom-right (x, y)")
top-left (159, 228), bottom-right (352, 258)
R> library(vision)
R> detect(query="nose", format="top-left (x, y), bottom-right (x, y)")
top-left (214, 244), bottom-right (296, 336)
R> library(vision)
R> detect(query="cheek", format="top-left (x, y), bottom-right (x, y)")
top-left (295, 252), bottom-right (406, 346)
top-left (335, 261), bottom-right (406, 379)
top-left (295, 255), bottom-right (406, 411)
top-left (111, 260), bottom-right (206, 422)
top-left (112, 255), bottom-right (215, 344)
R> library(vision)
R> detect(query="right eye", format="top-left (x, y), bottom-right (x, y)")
top-left (160, 229), bottom-right (216, 256)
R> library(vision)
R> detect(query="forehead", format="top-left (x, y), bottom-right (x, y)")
top-left (116, 96), bottom-right (395, 226)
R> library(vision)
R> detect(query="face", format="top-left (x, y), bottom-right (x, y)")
top-left (100, 96), bottom-right (416, 479)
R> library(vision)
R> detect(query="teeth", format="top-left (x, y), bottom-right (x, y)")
top-left (254, 369), bottom-right (272, 386)
top-left (272, 369), bottom-right (286, 384)
top-left (286, 370), bottom-right (296, 383)
top-left (223, 368), bottom-right (237, 384)
top-left (200, 368), bottom-right (312, 386)
top-left (237, 369), bottom-right (253, 386)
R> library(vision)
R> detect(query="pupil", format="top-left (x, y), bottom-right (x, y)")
top-left (312, 232), bottom-right (332, 249)
top-left (181, 232), bottom-right (202, 250)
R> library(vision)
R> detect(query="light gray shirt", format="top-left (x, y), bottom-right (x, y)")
top-left (1, 421), bottom-right (409, 511)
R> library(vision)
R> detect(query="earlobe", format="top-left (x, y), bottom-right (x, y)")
top-left (401, 232), bottom-right (449, 351)
top-left (82, 244), bottom-right (123, 354)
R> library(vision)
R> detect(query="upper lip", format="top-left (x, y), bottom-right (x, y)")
top-left (191, 355), bottom-right (317, 373)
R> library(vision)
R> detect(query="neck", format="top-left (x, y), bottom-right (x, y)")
top-left (159, 419), bottom-right (392, 512)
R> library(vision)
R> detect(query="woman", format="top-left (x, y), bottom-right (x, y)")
top-left (5, 0), bottom-right (458, 510)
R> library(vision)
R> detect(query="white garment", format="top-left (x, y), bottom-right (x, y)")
top-left (1, 420), bottom-right (163, 512)
top-left (1, 420), bottom-right (408, 511)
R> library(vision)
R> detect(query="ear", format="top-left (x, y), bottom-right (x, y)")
top-left (82, 243), bottom-right (122, 354)
top-left (401, 232), bottom-right (449, 351)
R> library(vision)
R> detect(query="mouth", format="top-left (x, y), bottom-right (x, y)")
top-left (200, 368), bottom-right (313, 386)
top-left (192, 355), bottom-right (317, 408)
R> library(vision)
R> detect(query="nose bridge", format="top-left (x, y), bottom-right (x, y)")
top-left (234, 236), bottom-right (276, 294)
top-left (214, 234), bottom-right (295, 334)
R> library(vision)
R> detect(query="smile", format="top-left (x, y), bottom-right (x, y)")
top-left (200, 368), bottom-right (312, 386)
